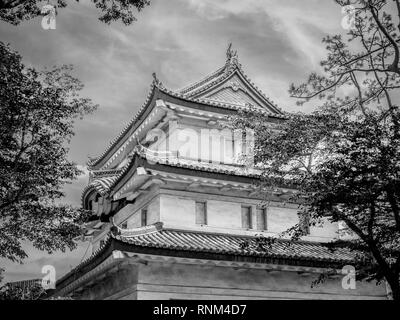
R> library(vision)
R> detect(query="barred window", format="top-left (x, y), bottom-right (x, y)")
top-left (195, 201), bottom-right (207, 225)
top-left (256, 208), bottom-right (267, 230)
top-left (141, 209), bottom-right (147, 227)
top-left (241, 206), bottom-right (252, 229)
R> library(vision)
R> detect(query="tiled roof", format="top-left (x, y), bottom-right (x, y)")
top-left (161, 86), bottom-right (288, 118)
top-left (84, 146), bottom-right (293, 203)
top-left (51, 222), bottom-right (356, 294)
top-left (81, 174), bottom-right (119, 204)
top-left (55, 224), bottom-right (356, 292)
top-left (135, 145), bottom-right (261, 178)
top-left (87, 80), bottom-right (158, 168)
top-left (90, 176), bottom-right (118, 195)
top-left (105, 147), bottom-right (263, 199)
top-left (114, 227), bottom-right (355, 264)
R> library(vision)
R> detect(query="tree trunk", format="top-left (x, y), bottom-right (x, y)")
top-left (387, 277), bottom-right (400, 301)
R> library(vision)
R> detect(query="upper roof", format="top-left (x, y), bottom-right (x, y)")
top-left (87, 44), bottom-right (287, 170)
top-left (177, 43), bottom-right (284, 114)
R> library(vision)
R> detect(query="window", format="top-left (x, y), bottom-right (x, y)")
top-left (141, 209), bottom-right (147, 227)
top-left (121, 221), bottom-right (128, 229)
top-left (195, 201), bottom-right (207, 225)
top-left (241, 206), bottom-right (252, 229)
top-left (256, 208), bottom-right (267, 230)
top-left (299, 212), bottom-right (310, 235)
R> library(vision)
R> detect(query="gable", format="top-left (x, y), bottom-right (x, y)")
top-left (191, 72), bottom-right (280, 113)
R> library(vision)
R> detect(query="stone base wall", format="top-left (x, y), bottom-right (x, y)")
top-left (74, 260), bottom-right (387, 300)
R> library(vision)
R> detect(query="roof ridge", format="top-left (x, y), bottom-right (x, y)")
top-left (159, 227), bottom-right (341, 246)
top-left (177, 43), bottom-right (241, 95)
top-left (178, 64), bottom-right (226, 95)
top-left (87, 79), bottom-right (159, 169)
top-left (87, 75), bottom-right (181, 170)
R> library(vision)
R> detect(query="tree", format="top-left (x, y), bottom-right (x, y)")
top-left (231, 0), bottom-right (400, 299)
top-left (0, 281), bottom-right (45, 300)
top-left (0, 41), bottom-right (97, 262)
top-left (0, 0), bottom-right (150, 25)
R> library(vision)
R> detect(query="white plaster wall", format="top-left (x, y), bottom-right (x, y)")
top-left (207, 200), bottom-right (242, 229)
top-left (159, 120), bottom-right (242, 165)
top-left (112, 193), bottom-right (160, 229)
top-left (127, 196), bottom-right (160, 228)
top-left (267, 206), bottom-right (298, 233)
top-left (159, 194), bottom-right (339, 241)
top-left (111, 188), bottom-right (339, 241)
top-left (161, 195), bottom-right (252, 229)
top-left (309, 217), bottom-right (338, 239)
top-left (160, 195), bottom-right (195, 227)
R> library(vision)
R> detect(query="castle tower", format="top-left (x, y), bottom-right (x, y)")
top-left (53, 46), bottom-right (387, 300)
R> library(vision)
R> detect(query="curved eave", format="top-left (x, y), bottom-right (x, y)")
top-left (81, 174), bottom-right (119, 207)
top-left (110, 154), bottom-right (262, 197)
top-left (87, 82), bottom-right (161, 170)
top-left (81, 185), bottom-right (98, 208)
top-left (109, 154), bottom-right (148, 198)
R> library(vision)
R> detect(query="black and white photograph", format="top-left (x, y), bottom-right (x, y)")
top-left (0, 0), bottom-right (399, 307)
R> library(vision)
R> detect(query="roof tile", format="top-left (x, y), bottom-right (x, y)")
top-left (115, 228), bottom-right (355, 264)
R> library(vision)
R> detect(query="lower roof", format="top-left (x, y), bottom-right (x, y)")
top-left (113, 225), bottom-right (355, 265)
top-left (55, 223), bottom-right (356, 293)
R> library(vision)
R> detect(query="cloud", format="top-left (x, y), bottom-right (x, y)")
top-left (186, 0), bottom-right (343, 69)
top-left (186, 0), bottom-right (257, 20)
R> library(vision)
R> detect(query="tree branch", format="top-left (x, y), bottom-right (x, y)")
top-left (368, 2), bottom-right (400, 74)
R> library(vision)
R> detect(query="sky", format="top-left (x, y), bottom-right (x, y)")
top-left (0, 0), bottom-right (364, 283)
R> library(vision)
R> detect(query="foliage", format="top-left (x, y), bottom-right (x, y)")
top-left (231, 0), bottom-right (400, 299)
top-left (0, 281), bottom-right (45, 300)
top-left (0, 0), bottom-right (150, 25)
top-left (0, 41), bottom-right (96, 262)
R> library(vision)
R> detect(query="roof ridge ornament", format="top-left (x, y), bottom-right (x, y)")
top-left (152, 72), bottom-right (164, 88)
top-left (225, 43), bottom-right (240, 72)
